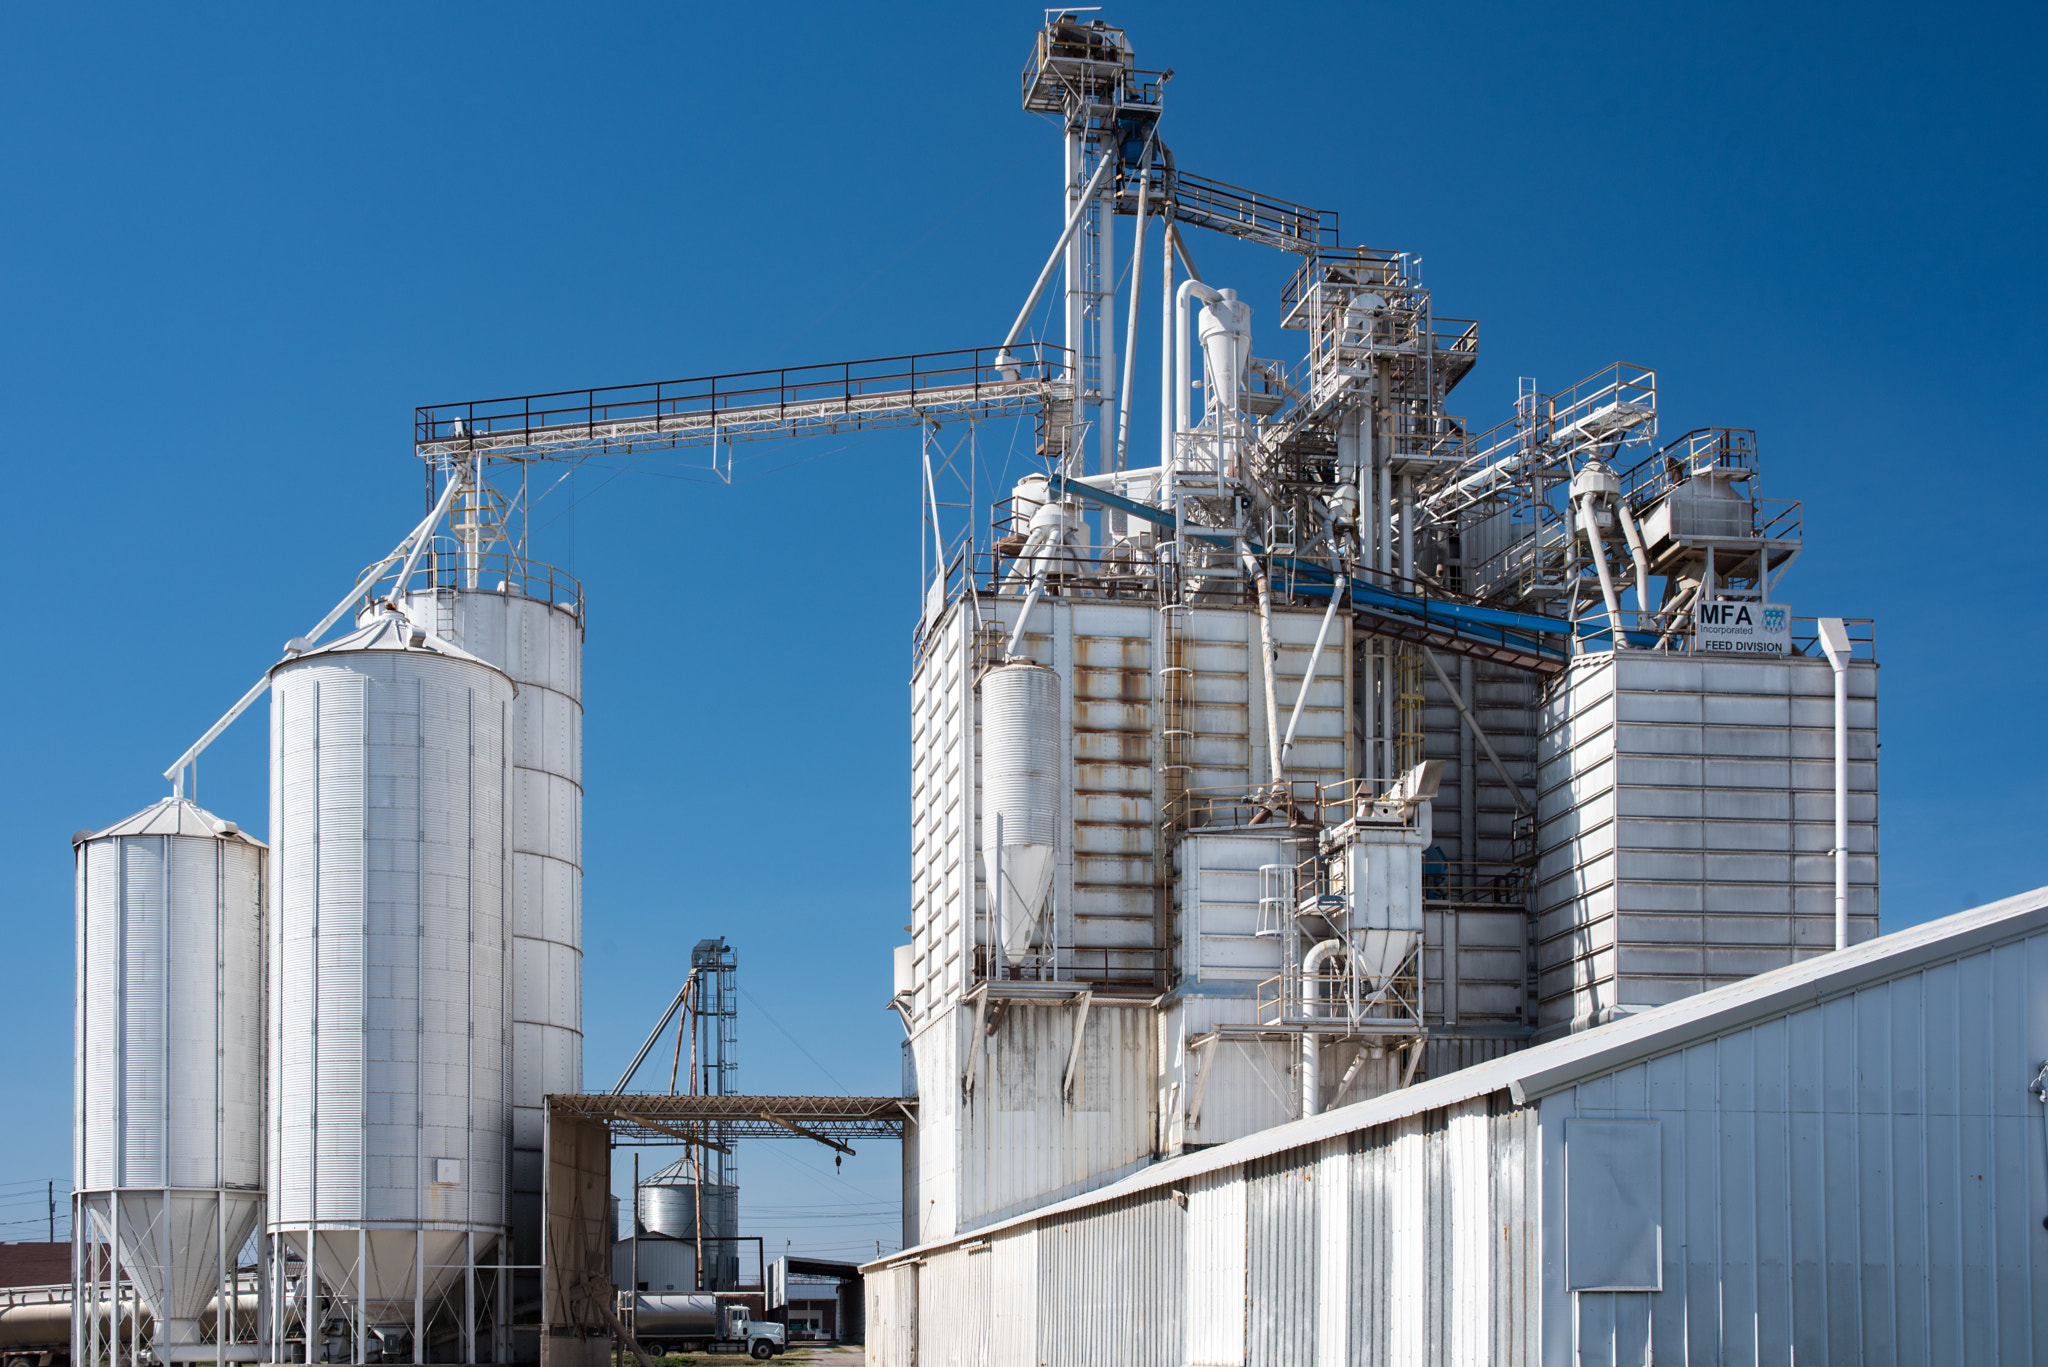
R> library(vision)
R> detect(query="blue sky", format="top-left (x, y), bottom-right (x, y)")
top-left (3, 2), bottom-right (2042, 1263)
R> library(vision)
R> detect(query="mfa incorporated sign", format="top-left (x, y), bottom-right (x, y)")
top-left (1696, 601), bottom-right (1790, 655)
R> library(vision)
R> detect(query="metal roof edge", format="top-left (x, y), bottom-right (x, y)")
top-left (1505, 885), bottom-right (2048, 1104)
top-left (861, 886), bottom-right (2048, 1275)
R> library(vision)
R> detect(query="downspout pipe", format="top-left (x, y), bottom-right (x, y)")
top-left (1300, 938), bottom-right (1344, 1117)
top-left (1817, 618), bottom-right (1853, 950)
top-left (1613, 498), bottom-right (1658, 615)
top-left (1176, 279), bottom-right (1226, 441)
top-left (995, 150), bottom-right (1120, 370)
top-left (1280, 573), bottom-right (1348, 768)
top-left (1115, 140), bottom-right (1154, 473)
top-left (1241, 542), bottom-right (1284, 788)
top-left (1006, 573), bottom-right (1048, 662)
top-left (1576, 492), bottom-right (1629, 648)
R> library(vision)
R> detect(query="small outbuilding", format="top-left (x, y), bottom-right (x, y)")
top-left (865, 886), bottom-right (2048, 1364)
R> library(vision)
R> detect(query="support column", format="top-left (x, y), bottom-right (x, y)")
top-left (1097, 157), bottom-right (1114, 480)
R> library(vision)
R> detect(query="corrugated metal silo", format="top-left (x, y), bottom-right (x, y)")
top-left (265, 614), bottom-right (514, 1359)
top-left (398, 570), bottom-right (584, 1279)
top-left (73, 798), bottom-right (265, 1362)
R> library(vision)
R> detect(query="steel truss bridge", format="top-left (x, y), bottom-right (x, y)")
top-left (553, 1093), bottom-right (912, 1155)
top-left (416, 343), bottom-right (1069, 471)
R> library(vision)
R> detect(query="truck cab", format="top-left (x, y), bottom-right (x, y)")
top-left (721, 1305), bottom-right (785, 1359)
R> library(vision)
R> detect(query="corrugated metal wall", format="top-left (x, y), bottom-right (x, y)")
top-left (1540, 925), bottom-right (2048, 1365)
top-left (1246, 1146), bottom-right (1318, 1367)
top-left (1345, 1099), bottom-right (1539, 1365)
top-left (1037, 1189), bottom-right (1185, 1367)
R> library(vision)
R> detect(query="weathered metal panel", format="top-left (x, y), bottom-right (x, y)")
top-left (959, 999), bottom-right (1157, 1228)
top-left (986, 1227), bottom-right (1037, 1367)
top-left (914, 1244), bottom-right (988, 1367)
top-left (1160, 997), bottom-right (1296, 1150)
top-left (1348, 1098), bottom-right (1539, 1367)
top-left (1183, 1165), bottom-right (1247, 1365)
top-left (863, 1262), bottom-right (916, 1367)
top-left (1542, 922), bottom-right (2048, 1364)
top-left (539, 1107), bottom-right (610, 1367)
top-left (1036, 1189), bottom-right (1183, 1367)
top-left (1246, 1147), bottom-right (1317, 1367)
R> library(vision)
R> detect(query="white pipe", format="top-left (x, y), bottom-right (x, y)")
top-left (1377, 448), bottom-right (1392, 586)
top-left (1115, 143), bottom-right (1153, 473)
top-left (1577, 492), bottom-right (1628, 648)
top-left (1398, 474), bottom-right (1413, 591)
top-left (1006, 574), bottom-right (1047, 660)
top-left (390, 463), bottom-right (470, 607)
top-left (1377, 445), bottom-right (1393, 766)
top-left (1817, 618), bottom-right (1853, 950)
top-left (1097, 158), bottom-right (1114, 479)
top-left (1300, 938), bottom-right (1344, 1117)
top-left (1241, 543), bottom-right (1283, 788)
top-left (1159, 210), bottom-right (1175, 500)
top-left (1063, 128), bottom-right (1081, 378)
top-left (1175, 278), bottom-right (1225, 442)
top-left (997, 149), bottom-right (1119, 363)
top-left (1613, 497), bottom-right (1657, 614)
top-left (163, 467), bottom-right (470, 791)
top-left (1280, 575), bottom-right (1347, 768)
top-left (1654, 579), bottom-right (1702, 649)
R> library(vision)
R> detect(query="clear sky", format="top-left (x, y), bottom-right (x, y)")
top-left (3, 2), bottom-right (2042, 1264)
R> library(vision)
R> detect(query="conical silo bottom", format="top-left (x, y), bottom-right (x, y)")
top-left (96, 1192), bottom-right (263, 1350)
top-left (285, 1229), bottom-right (497, 1327)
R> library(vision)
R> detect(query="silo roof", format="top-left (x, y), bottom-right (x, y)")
top-left (80, 796), bottom-right (266, 848)
top-left (270, 612), bottom-right (509, 684)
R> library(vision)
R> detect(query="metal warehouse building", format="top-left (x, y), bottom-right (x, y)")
top-left (865, 886), bottom-right (2048, 1365)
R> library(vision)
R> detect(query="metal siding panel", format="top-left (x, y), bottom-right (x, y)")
top-left (1245, 1148), bottom-right (1315, 1367)
top-left (1184, 1166), bottom-right (1246, 1366)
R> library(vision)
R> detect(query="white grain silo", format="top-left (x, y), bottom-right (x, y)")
top-left (265, 613), bottom-right (514, 1363)
top-left (979, 661), bottom-right (1060, 970)
top-left (73, 798), bottom-right (266, 1364)
top-left (395, 568), bottom-right (583, 1278)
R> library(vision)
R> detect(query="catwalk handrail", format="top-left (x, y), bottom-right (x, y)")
top-left (415, 342), bottom-right (1071, 462)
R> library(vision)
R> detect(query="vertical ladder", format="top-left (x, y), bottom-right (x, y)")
top-left (1159, 598), bottom-right (1195, 830)
top-left (1395, 644), bottom-right (1425, 775)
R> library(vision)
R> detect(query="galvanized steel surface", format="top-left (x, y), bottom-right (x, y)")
top-left (403, 586), bottom-right (584, 1266)
top-left (74, 800), bottom-right (266, 1330)
top-left (1534, 652), bottom-right (1881, 1034)
top-left (980, 662), bottom-right (1060, 850)
top-left (1540, 920), bottom-right (2048, 1365)
top-left (267, 622), bottom-right (514, 1307)
top-left (635, 1178), bottom-right (737, 1243)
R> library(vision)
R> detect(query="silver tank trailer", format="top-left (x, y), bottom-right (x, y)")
top-left (73, 798), bottom-right (266, 1362)
top-left (265, 614), bottom-right (515, 1349)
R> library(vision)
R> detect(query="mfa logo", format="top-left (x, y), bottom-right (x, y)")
top-left (1696, 600), bottom-right (1792, 655)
